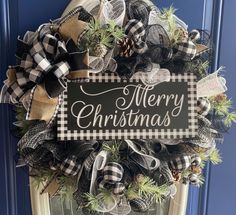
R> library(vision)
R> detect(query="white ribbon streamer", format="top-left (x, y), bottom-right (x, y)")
top-left (139, 64), bottom-right (171, 86)
top-left (125, 140), bottom-right (160, 170)
top-left (99, 0), bottom-right (126, 27)
top-left (89, 56), bottom-right (104, 73)
top-left (89, 150), bottom-right (108, 194)
top-left (197, 67), bottom-right (227, 98)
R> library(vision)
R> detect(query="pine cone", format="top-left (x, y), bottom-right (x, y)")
top-left (171, 170), bottom-right (182, 182)
top-left (174, 27), bottom-right (189, 43)
top-left (214, 93), bottom-right (228, 103)
top-left (94, 43), bottom-right (108, 58)
top-left (117, 37), bottom-right (134, 58)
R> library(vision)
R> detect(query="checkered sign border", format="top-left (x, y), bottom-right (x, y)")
top-left (57, 73), bottom-right (198, 140)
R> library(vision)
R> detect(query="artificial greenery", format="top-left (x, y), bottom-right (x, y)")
top-left (15, 106), bottom-right (36, 136)
top-left (209, 94), bottom-right (236, 126)
top-left (160, 6), bottom-right (183, 45)
top-left (210, 95), bottom-right (232, 115)
top-left (187, 60), bottom-right (209, 78)
top-left (200, 148), bottom-right (222, 165)
top-left (80, 19), bottom-right (124, 55)
top-left (209, 148), bottom-right (223, 165)
top-left (30, 168), bottom-right (55, 190)
top-left (224, 112), bottom-right (236, 127)
top-left (84, 193), bottom-right (99, 211)
top-left (127, 175), bottom-right (168, 203)
top-left (102, 141), bottom-right (121, 162)
top-left (196, 174), bottom-right (205, 187)
top-left (31, 167), bottom-right (77, 200)
top-left (58, 176), bottom-right (77, 200)
top-left (84, 189), bottom-right (114, 211)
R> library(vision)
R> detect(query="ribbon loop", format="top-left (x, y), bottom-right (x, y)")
top-left (103, 162), bottom-right (124, 184)
top-left (90, 150), bottom-right (108, 194)
top-left (126, 140), bottom-right (160, 170)
top-left (125, 19), bottom-right (148, 54)
top-left (173, 40), bottom-right (197, 61)
top-left (60, 155), bottom-right (81, 176)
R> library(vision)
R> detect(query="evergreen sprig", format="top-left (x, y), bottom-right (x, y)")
top-left (80, 19), bottom-right (124, 54)
top-left (160, 6), bottom-right (182, 45)
top-left (209, 95), bottom-right (236, 126)
top-left (196, 174), bottom-right (205, 187)
top-left (102, 141), bottom-right (121, 162)
top-left (84, 189), bottom-right (114, 212)
top-left (30, 168), bottom-right (55, 189)
top-left (199, 148), bottom-right (222, 165)
top-left (15, 106), bottom-right (35, 135)
top-left (210, 96), bottom-right (232, 116)
top-left (224, 112), bottom-right (236, 127)
top-left (209, 149), bottom-right (223, 165)
top-left (58, 176), bottom-right (77, 200)
top-left (127, 176), bottom-right (168, 203)
top-left (84, 193), bottom-right (99, 211)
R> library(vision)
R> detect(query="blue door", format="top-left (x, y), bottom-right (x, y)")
top-left (1, 1), bottom-right (234, 215)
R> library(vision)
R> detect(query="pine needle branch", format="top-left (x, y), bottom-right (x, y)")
top-left (209, 149), bottom-right (222, 165)
top-left (102, 141), bottom-right (121, 162)
top-left (15, 106), bottom-right (35, 135)
top-left (84, 189), bottom-right (114, 212)
top-left (84, 193), bottom-right (99, 211)
top-left (81, 18), bottom-right (124, 54)
top-left (127, 176), bottom-right (168, 203)
top-left (30, 168), bottom-right (55, 190)
top-left (210, 97), bottom-right (232, 116)
top-left (160, 6), bottom-right (182, 45)
top-left (224, 112), bottom-right (236, 127)
top-left (196, 174), bottom-right (205, 187)
top-left (199, 148), bottom-right (222, 165)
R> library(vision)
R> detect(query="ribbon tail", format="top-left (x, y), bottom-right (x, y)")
top-left (26, 85), bottom-right (59, 123)
top-left (125, 140), bottom-right (160, 170)
top-left (89, 150), bottom-right (108, 195)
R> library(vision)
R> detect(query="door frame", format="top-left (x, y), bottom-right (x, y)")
top-left (0, 0), bottom-right (19, 215)
top-left (187, 0), bottom-right (224, 215)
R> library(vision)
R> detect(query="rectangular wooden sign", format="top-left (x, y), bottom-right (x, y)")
top-left (57, 73), bottom-right (197, 140)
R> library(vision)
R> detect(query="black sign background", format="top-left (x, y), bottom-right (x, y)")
top-left (57, 73), bottom-right (197, 140)
top-left (68, 81), bottom-right (188, 130)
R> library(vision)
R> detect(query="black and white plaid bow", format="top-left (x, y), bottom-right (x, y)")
top-left (60, 155), bottom-right (81, 176)
top-left (173, 40), bottom-right (197, 61)
top-left (197, 97), bottom-right (211, 116)
top-left (168, 155), bottom-right (192, 171)
top-left (125, 19), bottom-right (203, 60)
top-left (168, 154), bottom-right (201, 171)
top-left (189, 115), bottom-right (218, 148)
top-left (7, 25), bottom-right (70, 102)
top-left (1, 22), bottom-right (90, 104)
top-left (125, 19), bottom-right (148, 54)
top-left (96, 162), bottom-right (125, 197)
top-left (130, 198), bottom-right (152, 213)
top-left (103, 162), bottom-right (124, 184)
top-left (190, 154), bottom-right (201, 167)
top-left (126, 0), bottom-right (159, 27)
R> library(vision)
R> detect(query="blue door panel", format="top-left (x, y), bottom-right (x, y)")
top-left (18, 0), bottom-right (70, 36)
top-left (0, 1), bottom-right (70, 215)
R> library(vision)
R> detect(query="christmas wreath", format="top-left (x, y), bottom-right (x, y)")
top-left (1, 0), bottom-right (236, 214)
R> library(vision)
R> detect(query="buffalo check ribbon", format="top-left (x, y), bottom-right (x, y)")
top-left (0, 23), bottom-right (89, 123)
top-left (124, 19), bottom-right (208, 63)
top-left (168, 154), bottom-right (201, 171)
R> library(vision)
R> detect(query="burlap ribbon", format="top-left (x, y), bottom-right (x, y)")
top-left (1, 17), bottom-right (90, 122)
